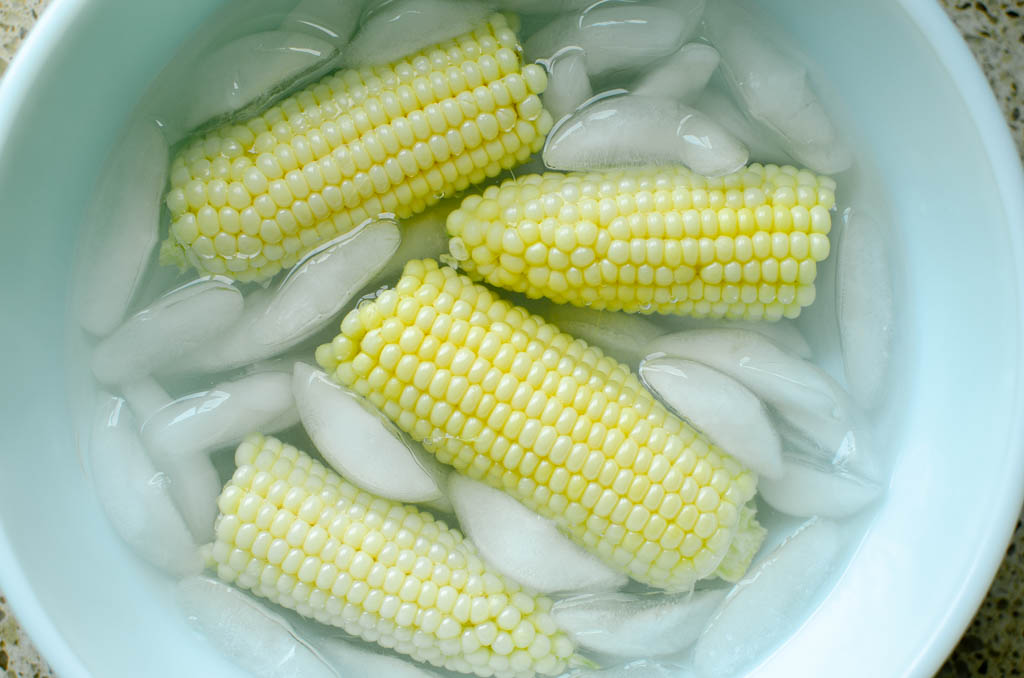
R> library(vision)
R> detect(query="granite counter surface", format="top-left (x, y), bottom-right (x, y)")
top-left (1, 0), bottom-right (1022, 676)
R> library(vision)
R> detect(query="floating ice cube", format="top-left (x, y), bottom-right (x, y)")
top-left (836, 211), bottom-right (893, 410)
top-left (293, 363), bottom-right (447, 503)
top-left (183, 31), bottom-right (339, 132)
top-left (703, 1), bottom-right (851, 174)
top-left (542, 302), bottom-right (664, 365)
top-left (691, 84), bottom-right (792, 166)
top-left (73, 119), bottom-right (167, 337)
top-left (119, 376), bottom-right (172, 425)
top-left (640, 357), bottom-right (783, 478)
top-left (346, 0), bottom-right (494, 66)
top-left (448, 474), bottom-right (626, 593)
top-left (543, 94), bottom-right (747, 177)
top-left (303, 629), bottom-right (441, 677)
top-left (526, 1), bottom-right (704, 78)
top-left (176, 577), bottom-right (338, 678)
top-left (177, 221), bottom-right (401, 374)
top-left (540, 48), bottom-right (593, 123)
top-left (571, 660), bottom-right (695, 678)
top-left (692, 518), bottom-right (841, 677)
top-left (92, 279), bottom-right (243, 385)
top-left (287, 0), bottom-right (365, 43)
top-left (758, 452), bottom-right (881, 519)
top-left (88, 394), bottom-right (202, 576)
top-left (662, 316), bottom-right (812, 359)
top-left (648, 329), bottom-right (852, 451)
top-left (553, 588), bottom-right (727, 657)
top-left (142, 370), bottom-right (299, 461)
top-left (162, 453), bottom-right (223, 544)
top-left (632, 43), bottom-right (719, 103)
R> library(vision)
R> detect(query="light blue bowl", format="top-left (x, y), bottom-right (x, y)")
top-left (1, 0), bottom-right (1022, 676)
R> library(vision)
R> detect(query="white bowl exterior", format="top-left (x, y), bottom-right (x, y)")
top-left (0, 1), bottom-right (1022, 677)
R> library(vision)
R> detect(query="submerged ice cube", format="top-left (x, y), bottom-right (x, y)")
top-left (640, 357), bottom-right (783, 478)
top-left (632, 43), bottom-right (720, 103)
top-left (693, 518), bottom-right (842, 677)
top-left (448, 474), bottom-right (627, 593)
top-left (543, 94), bottom-right (748, 176)
top-left (176, 220), bottom-right (400, 374)
top-left (177, 577), bottom-right (338, 678)
top-left (836, 210), bottom-right (893, 410)
top-left (543, 302), bottom-right (664, 365)
top-left (703, 1), bottom-right (851, 174)
top-left (758, 451), bottom-right (882, 519)
top-left (570, 660), bottom-right (695, 678)
top-left (649, 329), bottom-right (854, 452)
top-left (73, 119), bottom-right (168, 337)
top-left (526, 1), bottom-right (704, 78)
top-left (89, 394), bottom-right (202, 576)
top-left (661, 315), bottom-right (812, 359)
top-left (293, 363), bottom-right (447, 503)
top-left (552, 589), bottom-right (727, 657)
top-left (302, 628), bottom-right (442, 677)
top-left (92, 278), bottom-right (244, 385)
top-left (691, 84), bottom-right (792, 166)
top-left (142, 370), bottom-right (299, 461)
top-left (540, 48), bottom-right (593, 123)
top-left (346, 0), bottom-right (494, 66)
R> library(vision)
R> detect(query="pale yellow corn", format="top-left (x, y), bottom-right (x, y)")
top-left (445, 165), bottom-right (836, 320)
top-left (316, 259), bottom-right (762, 592)
top-left (162, 14), bottom-right (552, 282)
top-left (211, 434), bottom-right (575, 678)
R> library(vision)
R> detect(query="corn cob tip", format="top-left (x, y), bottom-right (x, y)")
top-left (158, 237), bottom-right (190, 271)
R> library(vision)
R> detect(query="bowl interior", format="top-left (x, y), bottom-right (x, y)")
top-left (0, 0), bottom-right (1021, 676)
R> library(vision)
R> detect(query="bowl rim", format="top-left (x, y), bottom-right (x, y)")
top-left (0, 0), bottom-right (1022, 677)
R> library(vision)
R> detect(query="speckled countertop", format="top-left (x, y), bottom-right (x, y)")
top-left (1, 0), bottom-right (1023, 676)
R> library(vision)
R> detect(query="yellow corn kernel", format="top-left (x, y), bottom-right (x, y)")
top-left (162, 14), bottom-right (552, 282)
top-left (445, 164), bottom-right (836, 320)
top-left (317, 260), bottom-right (761, 591)
top-left (211, 434), bottom-right (574, 677)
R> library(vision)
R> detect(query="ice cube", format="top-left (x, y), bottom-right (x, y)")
top-left (176, 577), bottom-right (338, 678)
top-left (640, 357), bottom-right (783, 478)
top-left (553, 588), bottom-right (727, 657)
top-left (345, 0), bottom-right (494, 66)
top-left (286, 0), bottom-right (365, 43)
top-left (758, 451), bottom-right (881, 519)
top-left (570, 659), bottom-right (696, 678)
top-left (302, 628), bottom-right (442, 677)
top-left (162, 452), bottom-right (223, 544)
top-left (703, 1), bottom-right (851, 174)
top-left (293, 363), bottom-right (446, 503)
top-left (661, 315), bottom-right (812, 359)
top-left (648, 329), bottom-right (852, 451)
top-left (632, 43), bottom-right (719, 103)
top-left (73, 119), bottom-right (167, 337)
top-left (448, 474), bottom-right (626, 593)
top-left (542, 302), bottom-right (664, 365)
top-left (92, 278), bottom-right (243, 385)
top-left (119, 377), bottom-right (172, 426)
top-left (88, 394), bottom-right (202, 576)
top-left (692, 518), bottom-right (842, 677)
top-left (543, 94), bottom-right (748, 177)
top-left (177, 220), bottom-right (401, 374)
top-left (183, 31), bottom-right (339, 132)
top-left (526, 1), bottom-right (704, 78)
top-left (691, 84), bottom-right (792, 166)
top-left (540, 47), bottom-right (593, 123)
top-left (836, 211), bottom-right (893, 410)
top-left (491, 0), bottom-right (596, 13)
top-left (142, 370), bottom-right (299, 461)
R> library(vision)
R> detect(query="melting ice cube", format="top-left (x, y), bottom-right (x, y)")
top-left (540, 47), bottom-right (593, 123)
top-left (632, 43), bottom-right (720, 104)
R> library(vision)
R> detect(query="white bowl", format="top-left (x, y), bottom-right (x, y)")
top-left (1, 0), bottom-right (1022, 676)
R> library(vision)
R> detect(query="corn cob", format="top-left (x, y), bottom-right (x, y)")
top-left (316, 259), bottom-right (761, 591)
top-left (211, 433), bottom-right (575, 678)
top-left (445, 164), bottom-right (836, 320)
top-left (162, 14), bottom-right (552, 283)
